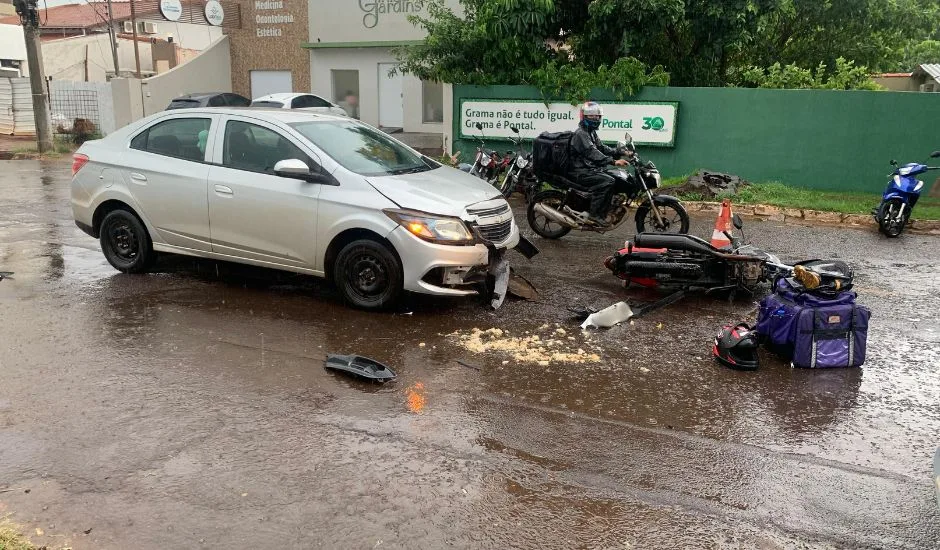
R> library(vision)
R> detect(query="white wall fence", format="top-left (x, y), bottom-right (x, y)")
top-left (50, 80), bottom-right (116, 136)
top-left (0, 78), bottom-right (35, 136)
top-left (1, 36), bottom-right (231, 139)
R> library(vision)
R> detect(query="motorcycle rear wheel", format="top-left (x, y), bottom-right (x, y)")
top-left (635, 201), bottom-right (690, 234)
top-left (878, 198), bottom-right (906, 238)
top-left (527, 189), bottom-right (572, 239)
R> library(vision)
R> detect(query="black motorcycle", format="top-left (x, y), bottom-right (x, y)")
top-left (605, 214), bottom-right (850, 296)
top-left (464, 123), bottom-right (504, 187)
top-left (526, 133), bottom-right (689, 239)
top-left (497, 126), bottom-right (537, 199)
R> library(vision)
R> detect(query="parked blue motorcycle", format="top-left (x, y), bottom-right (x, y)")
top-left (874, 150), bottom-right (940, 237)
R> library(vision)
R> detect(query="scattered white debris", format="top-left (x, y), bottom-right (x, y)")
top-left (581, 302), bottom-right (634, 329)
top-left (449, 327), bottom-right (601, 365)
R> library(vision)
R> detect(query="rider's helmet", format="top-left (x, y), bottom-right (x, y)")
top-left (579, 101), bottom-right (603, 131)
top-left (713, 323), bottom-right (760, 370)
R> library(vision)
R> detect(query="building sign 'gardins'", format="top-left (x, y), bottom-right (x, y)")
top-left (358, 0), bottom-right (426, 29)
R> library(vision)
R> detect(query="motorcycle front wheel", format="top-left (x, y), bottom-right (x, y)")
top-left (527, 189), bottom-right (572, 239)
top-left (635, 201), bottom-right (690, 234)
top-left (498, 168), bottom-right (515, 198)
top-left (878, 198), bottom-right (907, 238)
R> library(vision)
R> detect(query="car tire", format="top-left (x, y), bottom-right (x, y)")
top-left (99, 209), bottom-right (155, 273)
top-left (333, 239), bottom-right (403, 310)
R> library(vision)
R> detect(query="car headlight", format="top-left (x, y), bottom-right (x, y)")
top-left (384, 209), bottom-right (474, 245)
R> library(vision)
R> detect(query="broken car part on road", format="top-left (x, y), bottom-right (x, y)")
top-left (324, 354), bottom-right (397, 382)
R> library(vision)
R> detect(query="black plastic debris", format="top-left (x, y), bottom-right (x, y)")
top-left (324, 354), bottom-right (396, 382)
top-left (508, 270), bottom-right (538, 301)
top-left (566, 305), bottom-right (597, 321)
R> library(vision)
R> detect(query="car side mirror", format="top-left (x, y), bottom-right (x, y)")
top-left (732, 213), bottom-right (743, 230)
top-left (274, 159), bottom-right (324, 183)
top-left (930, 150), bottom-right (940, 158)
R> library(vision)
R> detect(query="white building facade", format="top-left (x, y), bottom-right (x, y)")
top-left (304, 0), bottom-right (458, 133)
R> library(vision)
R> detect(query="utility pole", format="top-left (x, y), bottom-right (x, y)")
top-left (14, 0), bottom-right (52, 153)
top-left (106, 0), bottom-right (120, 76)
top-left (129, 0), bottom-right (142, 78)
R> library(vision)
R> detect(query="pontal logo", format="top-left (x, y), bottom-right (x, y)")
top-left (358, 0), bottom-right (427, 29)
top-left (642, 116), bottom-right (666, 131)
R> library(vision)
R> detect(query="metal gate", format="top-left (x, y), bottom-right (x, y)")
top-left (0, 77), bottom-right (36, 136)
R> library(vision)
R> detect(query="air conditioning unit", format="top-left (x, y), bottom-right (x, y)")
top-left (122, 21), bottom-right (133, 33)
top-left (138, 21), bottom-right (157, 34)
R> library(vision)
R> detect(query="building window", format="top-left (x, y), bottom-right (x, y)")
top-left (422, 80), bottom-right (443, 123)
top-left (332, 70), bottom-right (360, 120)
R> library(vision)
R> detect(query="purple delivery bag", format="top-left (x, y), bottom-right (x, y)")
top-left (756, 278), bottom-right (869, 368)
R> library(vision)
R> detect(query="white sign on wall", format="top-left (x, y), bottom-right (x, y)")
top-left (159, 0), bottom-right (183, 22)
top-left (459, 100), bottom-right (679, 147)
top-left (255, 0), bottom-right (295, 37)
top-left (204, 0), bottom-right (224, 26)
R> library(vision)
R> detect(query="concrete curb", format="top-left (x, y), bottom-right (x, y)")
top-left (684, 201), bottom-right (940, 236)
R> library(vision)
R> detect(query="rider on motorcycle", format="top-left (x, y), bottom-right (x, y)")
top-left (569, 102), bottom-right (629, 227)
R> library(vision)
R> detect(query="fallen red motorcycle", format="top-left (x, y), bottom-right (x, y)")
top-left (605, 215), bottom-right (850, 297)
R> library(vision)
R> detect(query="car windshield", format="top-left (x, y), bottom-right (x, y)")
top-left (289, 120), bottom-right (433, 177)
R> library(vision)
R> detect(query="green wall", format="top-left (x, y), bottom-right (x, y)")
top-left (452, 85), bottom-right (940, 194)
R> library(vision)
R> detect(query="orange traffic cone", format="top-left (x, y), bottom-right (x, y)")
top-left (711, 199), bottom-right (734, 249)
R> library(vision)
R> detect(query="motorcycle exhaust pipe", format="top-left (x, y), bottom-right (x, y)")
top-left (532, 202), bottom-right (579, 228)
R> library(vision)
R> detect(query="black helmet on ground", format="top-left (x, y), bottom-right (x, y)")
top-left (713, 323), bottom-right (760, 370)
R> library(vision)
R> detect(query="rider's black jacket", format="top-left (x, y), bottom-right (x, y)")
top-left (569, 126), bottom-right (617, 172)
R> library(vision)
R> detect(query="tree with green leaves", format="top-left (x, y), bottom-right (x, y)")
top-left (395, 0), bottom-right (936, 91)
top-left (394, 0), bottom-right (669, 102)
top-left (740, 58), bottom-right (881, 90)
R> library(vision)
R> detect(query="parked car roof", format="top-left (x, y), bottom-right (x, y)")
top-left (157, 107), bottom-right (348, 124)
top-left (166, 92), bottom-right (251, 110)
top-left (173, 92), bottom-right (234, 100)
top-left (254, 93), bottom-right (314, 101)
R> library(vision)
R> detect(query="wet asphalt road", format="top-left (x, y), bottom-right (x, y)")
top-left (0, 160), bottom-right (938, 549)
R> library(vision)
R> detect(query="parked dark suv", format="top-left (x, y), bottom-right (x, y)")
top-left (165, 93), bottom-right (251, 110)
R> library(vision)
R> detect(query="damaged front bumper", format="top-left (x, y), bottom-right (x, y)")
top-left (389, 219), bottom-right (537, 305)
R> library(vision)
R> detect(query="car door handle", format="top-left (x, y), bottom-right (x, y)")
top-left (214, 185), bottom-right (233, 195)
top-left (130, 172), bottom-right (147, 182)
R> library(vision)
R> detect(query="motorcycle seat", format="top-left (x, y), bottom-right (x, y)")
top-left (542, 173), bottom-right (579, 190)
